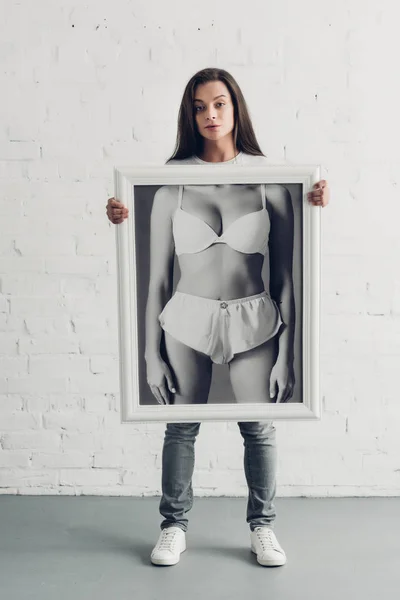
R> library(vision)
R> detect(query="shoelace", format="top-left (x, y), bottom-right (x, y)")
top-left (255, 528), bottom-right (281, 552)
top-left (157, 530), bottom-right (180, 552)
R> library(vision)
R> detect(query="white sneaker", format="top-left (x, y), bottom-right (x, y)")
top-left (250, 526), bottom-right (287, 566)
top-left (150, 526), bottom-right (186, 566)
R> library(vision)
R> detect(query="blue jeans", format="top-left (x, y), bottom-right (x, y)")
top-left (159, 421), bottom-right (277, 532)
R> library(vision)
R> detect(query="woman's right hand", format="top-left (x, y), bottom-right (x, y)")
top-left (145, 355), bottom-right (176, 405)
top-left (106, 197), bottom-right (129, 224)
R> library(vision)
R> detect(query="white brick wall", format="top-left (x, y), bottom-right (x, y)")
top-left (1, 0), bottom-right (400, 498)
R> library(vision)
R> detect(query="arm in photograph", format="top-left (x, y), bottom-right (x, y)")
top-left (144, 186), bottom-right (176, 362)
top-left (267, 185), bottom-right (295, 366)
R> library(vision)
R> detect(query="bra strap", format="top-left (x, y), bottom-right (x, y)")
top-left (178, 185), bottom-right (183, 208)
top-left (261, 184), bottom-right (267, 209)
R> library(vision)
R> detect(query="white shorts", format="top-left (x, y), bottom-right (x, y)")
top-left (158, 290), bottom-right (283, 365)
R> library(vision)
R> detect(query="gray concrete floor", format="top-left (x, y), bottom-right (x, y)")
top-left (0, 496), bottom-right (399, 600)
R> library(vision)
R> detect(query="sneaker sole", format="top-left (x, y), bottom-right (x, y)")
top-left (151, 546), bottom-right (186, 566)
top-left (251, 545), bottom-right (287, 567)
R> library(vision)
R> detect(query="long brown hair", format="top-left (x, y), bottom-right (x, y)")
top-left (166, 68), bottom-right (265, 162)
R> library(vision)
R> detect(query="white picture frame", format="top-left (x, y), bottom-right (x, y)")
top-left (114, 164), bottom-right (321, 423)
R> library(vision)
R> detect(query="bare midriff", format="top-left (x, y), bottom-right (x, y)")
top-left (175, 244), bottom-right (266, 301)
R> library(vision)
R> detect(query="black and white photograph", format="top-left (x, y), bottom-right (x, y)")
top-left (114, 164), bottom-right (321, 423)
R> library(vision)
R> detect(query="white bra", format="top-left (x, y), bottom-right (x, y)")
top-left (172, 184), bottom-right (270, 256)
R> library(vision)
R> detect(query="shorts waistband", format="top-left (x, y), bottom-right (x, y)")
top-left (173, 290), bottom-right (268, 307)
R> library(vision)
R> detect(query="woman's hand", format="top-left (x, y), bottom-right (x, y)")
top-left (307, 180), bottom-right (330, 207)
top-left (106, 197), bottom-right (129, 224)
top-left (269, 360), bottom-right (295, 403)
top-left (146, 355), bottom-right (176, 405)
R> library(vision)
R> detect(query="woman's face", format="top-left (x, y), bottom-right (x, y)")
top-left (193, 81), bottom-right (235, 142)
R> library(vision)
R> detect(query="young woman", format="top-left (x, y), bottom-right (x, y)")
top-left (106, 68), bottom-right (330, 567)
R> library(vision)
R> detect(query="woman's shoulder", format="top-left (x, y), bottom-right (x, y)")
top-left (165, 157), bottom-right (198, 165)
top-left (154, 184), bottom-right (179, 202)
top-left (150, 187), bottom-right (178, 222)
top-left (239, 153), bottom-right (269, 165)
top-left (265, 184), bottom-right (292, 216)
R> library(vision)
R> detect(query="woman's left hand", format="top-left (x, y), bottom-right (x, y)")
top-left (307, 180), bottom-right (330, 207)
top-left (269, 360), bottom-right (295, 403)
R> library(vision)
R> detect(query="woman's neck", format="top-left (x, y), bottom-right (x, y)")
top-left (197, 141), bottom-right (239, 163)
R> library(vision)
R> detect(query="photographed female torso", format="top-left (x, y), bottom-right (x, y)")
top-left (173, 183), bottom-right (271, 300)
